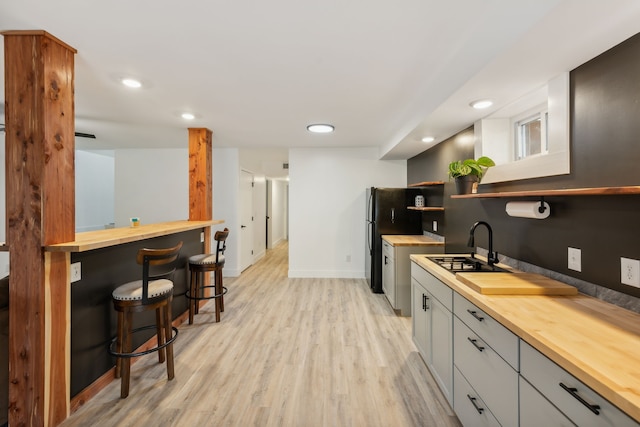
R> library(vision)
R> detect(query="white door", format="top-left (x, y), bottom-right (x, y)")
top-left (240, 170), bottom-right (254, 271)
top-left (266, 180), bottom-right (273, 249)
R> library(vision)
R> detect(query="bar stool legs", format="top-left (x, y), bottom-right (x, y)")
top-left (186, 228), bottom-right (229, 324)
top-left (187, 263), bottom-right (226, 323)
top-left (109, 242), bottom-right (182, 398)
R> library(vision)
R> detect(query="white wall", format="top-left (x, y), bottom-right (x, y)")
top-left (213, 148), bottom-right (241, 276)
top-left (253, 176), bottom-right (267, 261)
top-left (114, 149), bottom-right (188, 227)
top-left (75, 150), bottom-right (115, 231)
top-left (289, 147), bottom-right (407, 278)
top-left (270, 179), bottom-right (287, 246)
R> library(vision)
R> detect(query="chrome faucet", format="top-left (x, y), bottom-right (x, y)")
top-left (467, 221), bottom-right (499, 266)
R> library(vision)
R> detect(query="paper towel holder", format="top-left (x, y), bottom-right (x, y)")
top-left (537, 197), bottom-right (547, 214)
top-left (505, 198), bottom-right (551, 219)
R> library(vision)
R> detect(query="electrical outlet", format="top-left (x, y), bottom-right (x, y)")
top-left (346, 255), bottom-right (351, 262)
top-left (71, 262), bottom-right (81, 283)
top-left (621, 257), bottom-right (640, 287)
top-left (568, 247), bottom-right (581, 272)
top-left (433, 221), bottom-right (438, 232)
top-left (200, 232), bottom-right (205, 243)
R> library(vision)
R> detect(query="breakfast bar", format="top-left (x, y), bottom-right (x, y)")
top-left (47, 219), bottom-right (224, 403)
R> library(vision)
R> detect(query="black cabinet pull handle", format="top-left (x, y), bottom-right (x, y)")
top-left (559, 382), bottom-right (601, 415)
top-left (467, 394), bottom-right (484, 414)
top-left (467, 309), bottom-right (484, 322)
top-left (467, 337), bottom-right (485, 352)
top-left (422, 294), bottom-right (426, 311)
top-left (424, 294), bottom-right (430, 310)
top-left (384, 255), bottom-right (388, 265)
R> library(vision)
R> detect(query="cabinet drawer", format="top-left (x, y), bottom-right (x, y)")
top-left (410, 263), bottom-right (452, 310)
top-left (520, 340), bottom-right (638, 427)
top-left (454, 366), bottom-right (501, 427)
top-left (454, 316), bottom-right (518, 427)
top-left (519, 376), bottom-right (575, 427)
top-left (453, 292), bottom-right (518, 370)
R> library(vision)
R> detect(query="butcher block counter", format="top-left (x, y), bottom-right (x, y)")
top-left (46, 219), bottom-right (223, 252)
top-left (411, 253), bottom-right (640, 423)
top-left (381, 234), bottom-right (444, 247)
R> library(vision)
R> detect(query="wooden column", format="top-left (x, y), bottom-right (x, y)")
top-left (188, 128), bottom-right (213, 222)
top-left (3, 30), bottom-right (76, 426)
top-left (188, 128), bottom-right (213, 296)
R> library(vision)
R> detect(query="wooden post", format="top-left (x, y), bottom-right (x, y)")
top-left (3, 30), bottom-right (76, 426)
top-left (188, 128), bottom-right (213, 297)
top-left (188, 128), bottom-right (213, 222)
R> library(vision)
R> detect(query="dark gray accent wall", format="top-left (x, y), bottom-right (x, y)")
top-left (408, 32), bottom-right (640, 299)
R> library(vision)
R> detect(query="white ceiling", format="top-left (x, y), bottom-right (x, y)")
top-left (1, 0), bottom-right (640, 169)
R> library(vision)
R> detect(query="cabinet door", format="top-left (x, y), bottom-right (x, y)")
top-left (411, 279), bottom-right (429, 361)
top-left (430, 296), bottom-right (453, 405)
top-left (382, 248), bottom-right (395, 307)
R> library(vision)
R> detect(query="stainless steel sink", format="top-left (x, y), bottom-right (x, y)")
top-left (430, 255), bottom-right (509, 274)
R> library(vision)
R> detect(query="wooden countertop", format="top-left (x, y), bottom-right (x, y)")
top-left (45, 219), bottom-right (223, 252)
top-left (381, 235), bottom-right (444, 247)
top-left (410, 254), bottom-right (640, 423)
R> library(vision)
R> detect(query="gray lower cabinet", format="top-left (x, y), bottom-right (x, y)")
top-left (411, 262), bottom-right (453, 405)
top-left (453, 314), bottom-right (519, 427)
top-left (411, 262), bottom-right (640, 427)
top-left (454, 366), bottom-right (502, 427)
top-left (519, 376), bottom-right (575, 427)
top-left (384, 243), bottom-right (443, 316)
top-left (520, 340), bottom-right (639, 427)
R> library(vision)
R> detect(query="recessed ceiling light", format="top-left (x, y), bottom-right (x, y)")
top-left (181, 113), bottom-right (196, 120)
top-left (307, 124), bottom-right (334, 133)
top-left (421, 136), bottom-right (435, 143)
top-left (121, 78), bottom-right (142, 88)
top-left (470, 99), bottom-right (493, 109)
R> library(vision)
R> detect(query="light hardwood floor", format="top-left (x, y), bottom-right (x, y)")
top-left (61, 242), bottom-right (461, 426)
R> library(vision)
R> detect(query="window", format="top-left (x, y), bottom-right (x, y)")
top-left (474, 72), bottom-right (570, 183)
top-left (514, 109), bottom-right (548, 160)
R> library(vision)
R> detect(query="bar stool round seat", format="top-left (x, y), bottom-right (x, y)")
top-left (108, 241), bottom-right (183, 398)
top-left (186, 228), bottom-right (229, 324)
top-left (112, 279), bottom-right (174, 301)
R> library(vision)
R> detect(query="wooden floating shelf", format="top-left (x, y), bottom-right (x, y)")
top-left (451, 185), bottom-right (640, 199)
top-left (407, 206), bottom-right (445, 211)
top-left (407, 181), bottom-right (445, 187)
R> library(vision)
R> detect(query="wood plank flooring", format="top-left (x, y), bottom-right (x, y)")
top-left (61, 242), bottom-right (460, 426)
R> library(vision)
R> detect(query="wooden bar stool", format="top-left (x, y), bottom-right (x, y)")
top-left (108, 241), bottom-right (183, 398)
top-left (186, 228), bottom-right (229, 324)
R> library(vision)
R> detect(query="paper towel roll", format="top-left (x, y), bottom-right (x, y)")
top-left (505, 201), bottom-right (550, 219)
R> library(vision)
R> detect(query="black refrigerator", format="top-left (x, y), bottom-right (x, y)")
top-left (365, 187), bottom-right (423, 293)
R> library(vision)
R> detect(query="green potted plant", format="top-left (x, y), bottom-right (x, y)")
top-left (448, 156), bottom-right (495, 194)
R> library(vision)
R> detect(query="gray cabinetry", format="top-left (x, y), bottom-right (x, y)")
top-left (520, 340), bottom-right (638, 427)
top-left (454, 366), bottom-right (502, 427)
top-left (519, 376), bottom-right (574, 427)
top-left (383, 241), bottom-right (442, 316)
top-left (411, 262), bottom-right (453, 405)
top-left (453, 293), bottom-right (519, 427)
